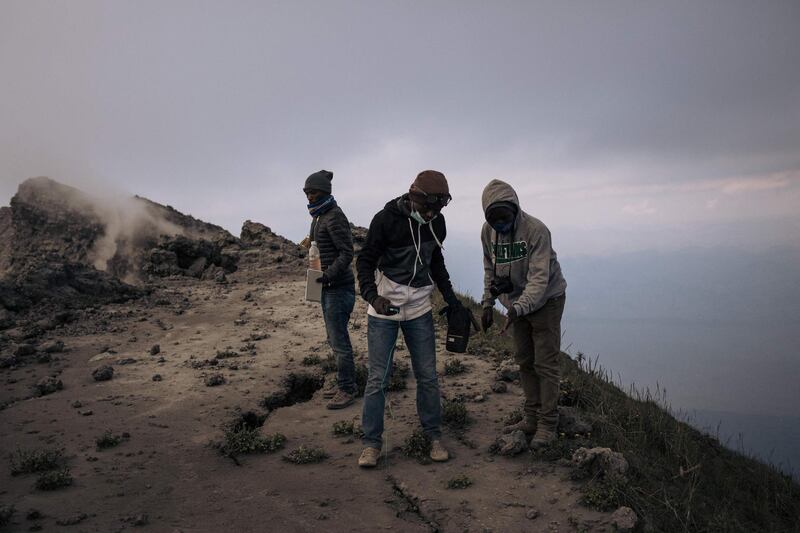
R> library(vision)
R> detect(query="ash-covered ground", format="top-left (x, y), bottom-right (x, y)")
top-left (0, 178), bottom-right (619, 532)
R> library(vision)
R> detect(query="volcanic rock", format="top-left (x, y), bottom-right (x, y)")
top-left (92, 365), bottom-right (114, 381)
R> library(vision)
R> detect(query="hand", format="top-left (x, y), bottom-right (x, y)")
top-left (315, 273), bottom-right (330, 287)
top-left (500, 306), bottom-right (518, 334)
top-left (481, 307), bottom-right (494, 332)
top-left (372, 296), bottom-right (393, 315)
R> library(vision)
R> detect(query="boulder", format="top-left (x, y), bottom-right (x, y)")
top-left (493, 430), bottom-right (529, 456)
top-left (92, 365), bottom-right (114, 381)
top-left (572, 447), bottom-right (629, 482)
top-left (610, 506), bottom-right (637, 532)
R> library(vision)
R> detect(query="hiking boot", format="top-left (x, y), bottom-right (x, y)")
top-left (358, 447), bottom-right (380, 468)
top-left (530, 426), bottom-right (557, 449)
top-left (326, 389), bottom-right (355, 410)
top-left (502, 417), bottom-right (537, 435)
top-left (322, 379), bottom-right (337, 399)
top-left (429, 440), bottom-right (449, 462)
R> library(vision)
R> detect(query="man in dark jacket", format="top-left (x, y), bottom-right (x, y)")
top-left (303, 170), bottom-right (356, 409)
top-left (355, 170), bottom-right (466, 467)
top-left (480, 179), bottom-right (567, 448)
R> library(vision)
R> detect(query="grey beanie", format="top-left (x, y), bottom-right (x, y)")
top-left (304, 170), bottom-right (333, 194)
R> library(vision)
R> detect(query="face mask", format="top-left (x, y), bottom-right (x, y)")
top-left (410, 210), bottom-right (436, 225)
top-left (491, 221), bottom-right (513, 234)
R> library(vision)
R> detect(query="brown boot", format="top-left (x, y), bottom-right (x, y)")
top-left (530, 425), bottom-right (557, 449)
top-left (326, 389), bottom-right (355, 410)
top-left (502, 416), bottom-right (537, 435)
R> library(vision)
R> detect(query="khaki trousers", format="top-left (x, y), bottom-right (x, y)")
top-left (511, 294), bottom-right (566, 429)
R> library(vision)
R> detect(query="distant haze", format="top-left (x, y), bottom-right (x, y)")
top-left (2, 1), bottom-right (799, 474)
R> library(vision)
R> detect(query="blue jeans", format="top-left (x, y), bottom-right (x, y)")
top-left (362, 311), bottom-right (442, 449)
top-left (321, 285), bottom-right (356, 394)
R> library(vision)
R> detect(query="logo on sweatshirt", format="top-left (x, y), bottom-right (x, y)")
top-left (493, 241), bottom-right (527, 264)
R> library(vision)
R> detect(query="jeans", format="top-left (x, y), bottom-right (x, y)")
top-left (362, 311), bottom-right (442, 449)
top-left (321, 284), bottom-right (356, 394)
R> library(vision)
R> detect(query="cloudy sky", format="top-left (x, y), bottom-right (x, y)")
top-left (2, 0), bottom-right (798, 256)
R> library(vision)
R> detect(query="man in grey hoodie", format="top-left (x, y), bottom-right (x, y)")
top-left (480, 179), bottom-right (567, 448)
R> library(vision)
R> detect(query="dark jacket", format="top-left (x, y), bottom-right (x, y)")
top-left (357, 195), bottom-right (455, 311)
top-left (310, 205), bottom-right (355, 288)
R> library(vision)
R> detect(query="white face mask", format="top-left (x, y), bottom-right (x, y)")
top-left (410, 210), bottom-right (435, 225)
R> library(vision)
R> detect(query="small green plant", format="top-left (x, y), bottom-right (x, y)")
top-left (401, 429), bottom-right (432, 463)
top-left (218, 428), bottom-right (286, 456)
top-left (283, 445), bottom-right (328, 464)
top-left (444, 358), bottom-right (467, 376)
top-left (581, 479), bottom-right (625, 512)
top-left (214, 411), bottom-right (284, 457)
top-left (0, 505), bottom-right (14, 527)
top-left (301, 354), bottom-right (322, 366)
top-left (446, 475), bottom-right (473, 489)
top-left (442, 398), bottom-right (471, 429)
top-left (95, 431), bottom-right (127, 450)
top-left (35, 467), bottom-right (73, 490)
top-left (332, 420), bottom-right (363, 438)
top-left (9, 448), bottom-right (64, 475)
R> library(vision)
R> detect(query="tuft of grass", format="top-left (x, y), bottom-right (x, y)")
top-left (283, 445), bottom-right (328, 464)
top-left (446, 475), bottom-right (473, 489)
top-left (581, 479), bottom-right (626, 512)
top-left (215, 349), bottom-right (240, 359)
top-left (9, 448), bottom-right (64, 476)
top-left (401, 429), bottom-right (432, 463)
top-left (0, 505), bottom-right (14, 527)
top-left (442, 398), bottom-right (471, 429)
top-left (95, 431), bottom-right (127, 450)
top-left (443, 358), bottom-right (468, 376)
top-left (35, 467), bottom-right (72, 490)
top-left (213, 411), bottom-right (284, 457)
top-left (332, 420), bottom-right (363, 438)
top-left (301, 354), bottom-right (322, 366)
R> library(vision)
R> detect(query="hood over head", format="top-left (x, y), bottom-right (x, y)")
top-left (481, 179), bottom-right (520, 215)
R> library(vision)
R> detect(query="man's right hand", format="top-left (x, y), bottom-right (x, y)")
top-left (372, 296), bottom-right (394, 315)
top-left (481, 307), bottom-right (494, 332)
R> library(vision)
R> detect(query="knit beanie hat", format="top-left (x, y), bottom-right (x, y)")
top-left (409, 170), bottom-right (449, 198)
top-left (304, 170), bottom-right (333, 194)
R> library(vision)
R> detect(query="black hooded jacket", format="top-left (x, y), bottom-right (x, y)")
top-left (356, 195), bottom-right (456, 306)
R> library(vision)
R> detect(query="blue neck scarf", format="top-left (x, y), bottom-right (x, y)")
top-left (308, 195), bottom-right (336, 217)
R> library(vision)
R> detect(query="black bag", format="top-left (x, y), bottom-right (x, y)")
top-left (439, 305), bottom-right (481, 353)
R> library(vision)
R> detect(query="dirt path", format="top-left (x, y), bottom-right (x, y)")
top-left (1, 273), bottom-right (614, 532)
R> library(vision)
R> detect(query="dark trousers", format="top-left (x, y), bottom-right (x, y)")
top-left (321, 285), bottom-right (356, 394)
top-left (511, 294), bottom-right (566, 428)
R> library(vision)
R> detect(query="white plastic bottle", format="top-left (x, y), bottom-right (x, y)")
top-left (308, 241), bottom-right (322, 270)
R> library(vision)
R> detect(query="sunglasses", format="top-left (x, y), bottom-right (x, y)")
top-left (411, 186), bottom-right (452, 208)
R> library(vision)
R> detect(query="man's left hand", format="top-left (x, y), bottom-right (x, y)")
top-left (315, 273), bottom-right (330, 287)
top-left (500, 306), bottom-right (518, 334)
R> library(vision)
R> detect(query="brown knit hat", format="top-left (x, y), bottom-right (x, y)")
top-left (410, 170), bottom-right (449, 198)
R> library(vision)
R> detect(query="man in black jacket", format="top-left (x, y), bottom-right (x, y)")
top-left (355, 170), bottom-right (466, 467)
top-left (303, 170), bottom-right (356, 409)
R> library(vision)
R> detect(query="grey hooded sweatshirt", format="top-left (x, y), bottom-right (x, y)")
top-left (480, 179), bottom-right (567, 315)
